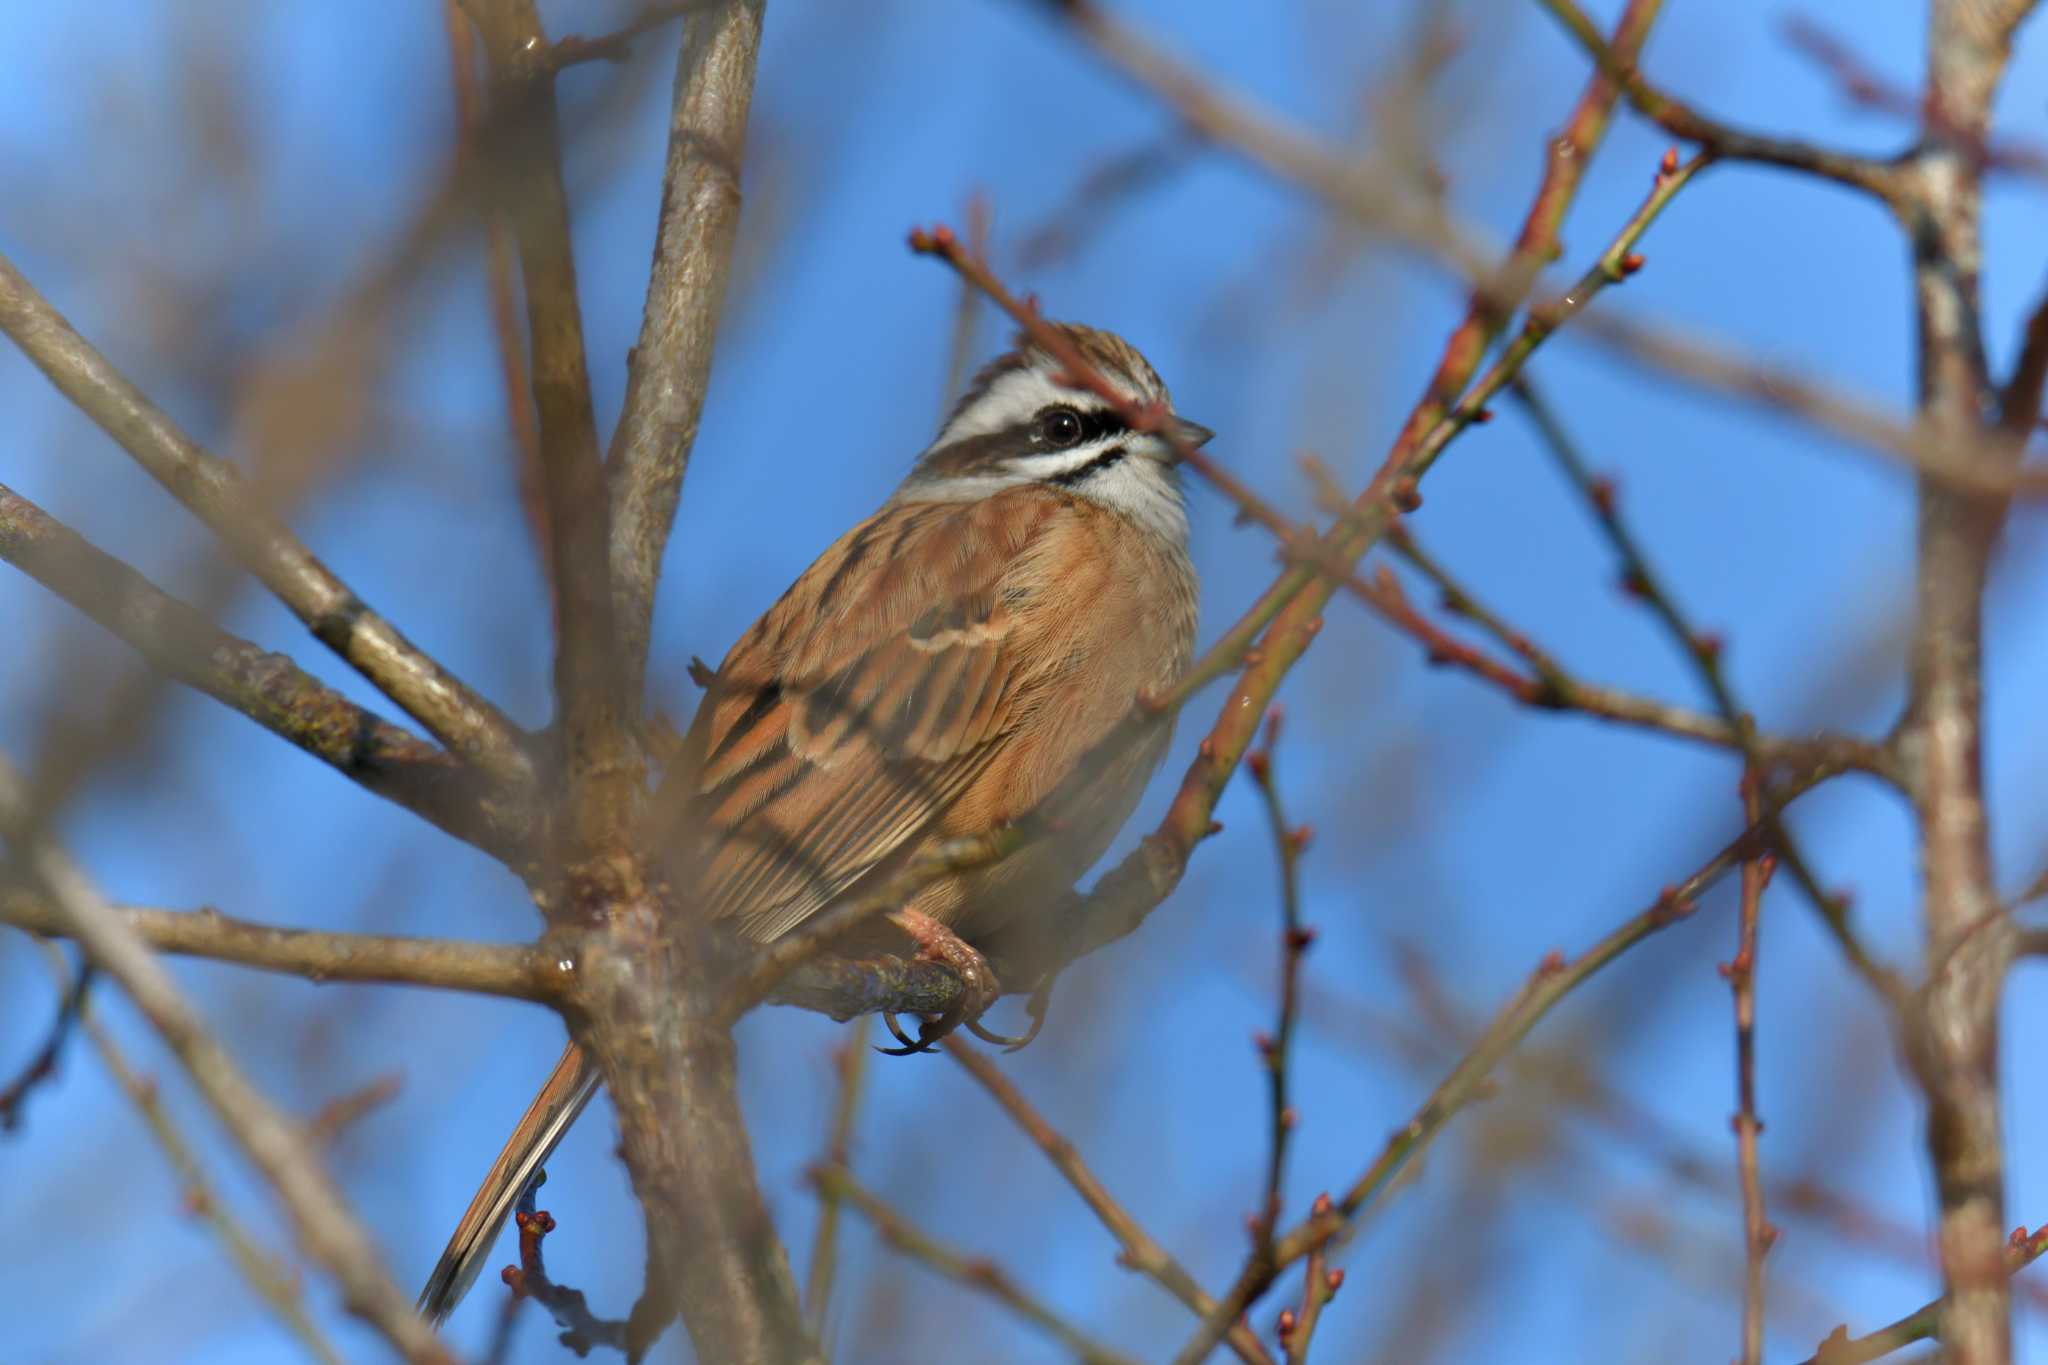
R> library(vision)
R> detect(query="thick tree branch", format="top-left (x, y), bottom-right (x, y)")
top-left (0, 482), bottom-right (530, 861)
top-left (466, 0), bottom-right (636, 870)
top-left (0, 252), bottom-right (536, 792)
top-left (1894, 5), bottom-right (2039, 1361)
top-left (0, 758), bottom-right (451, 1364)
top-left (569, 896), bottom-right (818, 1364)
top-left (1, 895), bottom-right (567, 1001)
top-left (607, 0), bottom-right (765, 701)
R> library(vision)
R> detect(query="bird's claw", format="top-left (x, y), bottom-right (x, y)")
top-left (875, 910), bottom-right (1001, 1056)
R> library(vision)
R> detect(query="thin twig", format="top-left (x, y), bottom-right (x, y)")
top-left (811, 1163), bottom-right (1141, 1365)
top-left (0, 757), bottom-right (450, 1363)
top-left (944, 1038), bottom-right (1274, 1365)
top-left (0, 952), bottom-right (93, 1129)
top-left (1369, 522), bottom-right (1889, 776)
top-left (500, 1176), bottom-right (633, 1356)
top-left (1279, 1225), bottom-right (1342, 1365)
top-left (1533, 0), bottom-right (1900, 198)
top-left (1050, 0), bottom-right (1493, 282)
top-left (31, 943), bottom-right (346, 1365)
top-left (804, 1019), bottom-right (871, 1339)
top-left (1512, 377), bottom-right (1907, 1005)
top-left (606, 0), bottom-right (766, 700)
top-left (1, 894), bottom-right (567, 1002)
top-left (1803, 1227), bottom-right (2048, 1364)
top-left (1246, 712), bottom-right (1312, 1252)
top-left (1173, 770), bottom-right (1834, 1364)
top-left (1730, 779), bottom-right (1777, 1365)
top-left (0, 252), bottom-right (536, 791)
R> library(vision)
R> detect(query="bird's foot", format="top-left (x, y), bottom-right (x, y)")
top-left (877, 910), bottom-right (1000, 1056)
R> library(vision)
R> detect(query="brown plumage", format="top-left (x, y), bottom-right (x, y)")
top-left (418, 324), bottom-right (1205, 1325)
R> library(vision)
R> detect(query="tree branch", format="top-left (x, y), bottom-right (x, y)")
top-left (1894, 5), bottom-right (2040, 1360)
top-left (0, 481), bottom-right (530, 861)
top-left (1533, 0), bottom-right (1902, 198)
top-left (607, 0), bottom-right (765, 702)
top-left (1, 895), bottom-right (566, 1002)
top-left (946, 1039), bottom-right (1275, 1365)
top-left (30, 942), bottom-right (346, 1365)
top-left (811, 1163), bottom-right (1140, 1365)
top-left (1173, 768), bottom-right (1833, 1364)
top-left (0, 757), bottom-right (451, 1364)
top-left (0, 252), bottom-right (536, 792)
top-left (466, 0), bottom-right (635, 871)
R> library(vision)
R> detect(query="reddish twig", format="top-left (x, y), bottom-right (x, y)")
top-left (1247, 711), bottom-right (1313, 1257)
top-left (500, 1175), bottom-right (633, 1357)
top-left (1279, 1220), bottom-right (1343, 1365)
top-left (1728, 778), bottom-right (1778, 1364)
top-left (1173, 765), bottom-right (1837, 1365)
top-left (1513, 376), bottom-right (1907, 1005)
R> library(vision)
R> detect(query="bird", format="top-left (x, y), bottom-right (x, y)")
top-left (417, 322), bottom-right (1209, 1325)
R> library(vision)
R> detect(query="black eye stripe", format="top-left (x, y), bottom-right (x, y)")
top-left (1028, 406), bottom-right (1126, 444)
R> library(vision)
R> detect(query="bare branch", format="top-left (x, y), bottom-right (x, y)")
top-left (0, 251), bottom-right (536, 791)
top-left (946, 1039), bottom-right (1274, 1365)
top-left (607, 0), bottom-right (766, 700)
top-left (466, 0), bottom-right (634, 868)
top-left (32, 943), bottom-right (347, 1365)
top-left (1533, 0), bottom-right (1902, 198)
top-left (0, 481), bottom-right (530, 861)
top-left (1801, 1227), bottom-right (2048, 1364)
top-left (811, 1162), bottom-right (1142, 1365)
top-left (1047, 0), bottom-right (1490, 280)
top-left (2, 894), bottom-right (566, 1001)
top-left (803, 1020), bottom-right (871, 1339)
top-left (0, 950), bottom-right (93, 1129)
top-left (0, 757), bottom-right (451, 1364)
top-left (1731, 782), bottom-right (1777, 1365)
top-left (1175, 768), bottom-right (1835, 1363)
top-left (1893, 6), bottom-right (2040, 1361)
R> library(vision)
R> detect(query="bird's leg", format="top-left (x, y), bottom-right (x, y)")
top-left (876, 910), bottom-right (1000, 1055)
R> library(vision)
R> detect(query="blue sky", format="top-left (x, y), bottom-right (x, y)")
top-left (5, 1), bottom-right (2048, 1361)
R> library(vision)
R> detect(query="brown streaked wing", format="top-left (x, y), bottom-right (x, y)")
top-left (680, 492), bottom-right (1060, 943)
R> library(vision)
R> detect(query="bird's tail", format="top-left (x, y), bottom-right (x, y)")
top-left (416, 1041), bottom-right (600, 1325)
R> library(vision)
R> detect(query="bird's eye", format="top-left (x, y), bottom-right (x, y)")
top-left (1035, 406), bottom-right (1084, 449)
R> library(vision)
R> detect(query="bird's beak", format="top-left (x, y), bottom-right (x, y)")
top-left (1168, 416), bottom-right (1216, 453)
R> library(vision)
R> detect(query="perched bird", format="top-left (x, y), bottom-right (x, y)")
top-left (418, 322), bottom-right (1208, 1324)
